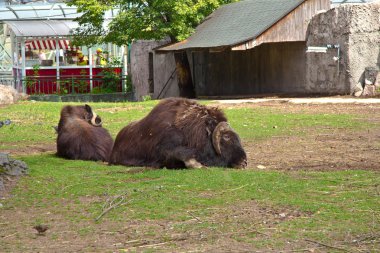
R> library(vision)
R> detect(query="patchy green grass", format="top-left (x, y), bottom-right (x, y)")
top-left (0, 101), bottom-right (157, 149)
top-left (0, 100), bottom-right (379, 251)
top-left (0, 100), bottom-right (371, 149)
top-left (3, 154), bottom-right (380, 250)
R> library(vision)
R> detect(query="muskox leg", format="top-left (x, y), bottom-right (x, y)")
top-left (163, 146), bottom-right (205, 169)
top-left (184, 158), bottom-right (204, 169)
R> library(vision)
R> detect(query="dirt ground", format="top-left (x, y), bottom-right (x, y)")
top-left (227, 100), bottom-right (380, 172)
top-left (1, 100), bottom-right (380, 252)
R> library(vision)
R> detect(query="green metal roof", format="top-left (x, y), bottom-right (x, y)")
top-left (159, 0), bottom-right (306, 51)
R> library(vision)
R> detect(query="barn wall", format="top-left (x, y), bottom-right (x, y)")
top-left (192, 42), bottom-right (306, 97)
top-left (233, 0), bottom-right (330, 50)
top-left (153, 52), bottom-right (179, 99)
top-left (130, 39), bottom-right (179, 101)
top-left (258, 0), bottom-right (330, 42)
top-left (306, 2), bottom-right (380, 94)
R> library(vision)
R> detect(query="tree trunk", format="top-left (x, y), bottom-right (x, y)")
top-left (174, 51), bottom-right (195, 98)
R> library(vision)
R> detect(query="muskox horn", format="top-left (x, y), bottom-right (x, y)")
top-left (91, 112), bottom-right (102, 127)
top-left (212, 121), bottom-right (231, 156)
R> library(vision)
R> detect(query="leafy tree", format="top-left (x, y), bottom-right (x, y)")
top-left (68, 0), bottom-right (238, 97)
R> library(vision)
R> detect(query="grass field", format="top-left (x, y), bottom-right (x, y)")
top-left (0, 100), bottom-right (379, 252)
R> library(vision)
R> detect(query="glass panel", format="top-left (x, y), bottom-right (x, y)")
top-left (0, 9), bottom-right (18, 19)
top-left (60, 6), bottom-right (79, 18)
top-left (0, 4), bottom-right (117, 20)
top-left (13, 6), bottom-right (39, 19)
top-left (32, 6), bottom-right (64, 19)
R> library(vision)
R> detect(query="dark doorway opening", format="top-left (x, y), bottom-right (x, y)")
top-left (148, 52), bottom-right (154, 94)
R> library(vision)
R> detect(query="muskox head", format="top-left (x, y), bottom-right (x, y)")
top-left (211, 121), bottom-right (247, 169)
top-left (83, 104), bottom-right (102, 127)
top-left (56, 104), bottom-right (102, 134)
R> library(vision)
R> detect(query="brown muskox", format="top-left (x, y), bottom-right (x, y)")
top-left (56, 104), bottom-right (113, 162)
top-left (110, 98), bottom-right (247, 169)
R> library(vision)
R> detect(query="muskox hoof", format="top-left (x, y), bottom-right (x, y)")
top-left (185, 158), bottom-right (205, 169)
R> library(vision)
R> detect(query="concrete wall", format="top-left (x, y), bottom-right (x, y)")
top-left (191, 42), bottom-right (307, 97)
top-left (306, 2), bottom-right (380, 94)
top-left (130, 39), bottom-right (179, 101)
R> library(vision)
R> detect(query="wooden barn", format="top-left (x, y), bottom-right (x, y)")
top-left (157, 0), bottom-right (331, 98)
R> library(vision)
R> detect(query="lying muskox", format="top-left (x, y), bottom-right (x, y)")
top-left (56, 104), bottom-right (113, 162)
top-left (110, 98), bottom-right (247, 169)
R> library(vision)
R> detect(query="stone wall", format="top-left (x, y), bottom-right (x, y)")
top-left (306, 1), bottom-right (380, 94)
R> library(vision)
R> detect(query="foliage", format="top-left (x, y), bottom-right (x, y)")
top-left (95, 56), bottom-right (123, 93)
top-left (68, 0), bottom-right (239, 46)
top-left (25, 64), bottom-right (40, 91)
top-left (141, 94), bottom-right (152, 101)
top-left (74, 69), bottom-right (90, 93)
top-left (56, 70), bottom-right (89, 95)
top-left (57, 80), bottom-right (70, 95)
top-left (32, 64), bottom-right (40, 75)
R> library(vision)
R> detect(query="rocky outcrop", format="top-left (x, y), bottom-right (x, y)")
top-left (354, 67), bottom-right (379, 97)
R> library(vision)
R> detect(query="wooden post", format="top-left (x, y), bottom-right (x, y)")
top-left (55, 38), bottom-right (60, 92)
top-left (89, 47), bottom-right (93, 92)
top-left (20, 38), bottom-right (26, 94)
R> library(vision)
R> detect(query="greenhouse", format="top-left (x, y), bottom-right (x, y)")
top-left (0, 3), bottom-right (127, 94)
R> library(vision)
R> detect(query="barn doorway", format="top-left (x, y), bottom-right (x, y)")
top-left (148, 52), bottom-right (154, 94)
top-left (174, 51), bottom-right (196, 98)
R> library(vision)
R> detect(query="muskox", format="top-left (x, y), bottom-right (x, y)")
top-left (110, 98), bottom-right (247, 169)
top-left (56, 104), bottom-right (113, 162)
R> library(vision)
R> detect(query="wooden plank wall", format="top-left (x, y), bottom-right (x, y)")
top-left (193, 42), bottom-right (307, 97)
top-left (232, 0), bottom-right (330, 50)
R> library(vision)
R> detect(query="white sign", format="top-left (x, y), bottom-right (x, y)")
top-left (306, 46), bottom-right (328, 53)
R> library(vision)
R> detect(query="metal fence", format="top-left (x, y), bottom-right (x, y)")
top-left (0, 75), bottom-right (130, 95)
top-left (0, 75), bottom-right (14, 87)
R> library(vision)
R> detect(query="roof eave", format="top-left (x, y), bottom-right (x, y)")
top-left (156, 0), bottom-right (308, 52)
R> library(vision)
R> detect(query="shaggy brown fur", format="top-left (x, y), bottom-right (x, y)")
top-left (56, 104), bottom-right (113, 162)
top-left (110, 98), bottom-right (247, 169)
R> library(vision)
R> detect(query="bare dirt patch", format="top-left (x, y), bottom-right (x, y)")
top-left (246, 126), bottom-right (380, 171)
top-left (1, 143), bottom-right (56, 157)
top-left (219, 101), bottom-right (380, 171)
top-left (0, 200), bottom-right (311, 252)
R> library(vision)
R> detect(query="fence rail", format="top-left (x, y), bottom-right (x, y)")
top-left (0, 75), bottom-right (130, 95)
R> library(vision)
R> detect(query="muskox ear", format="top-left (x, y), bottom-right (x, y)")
top-left (205, 118), bottom-right (216, 136)
top-left (212, 122), bottom-right (231, 156)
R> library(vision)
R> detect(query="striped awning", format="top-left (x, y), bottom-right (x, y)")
top-left (25, 39), bottom-right (78, 51)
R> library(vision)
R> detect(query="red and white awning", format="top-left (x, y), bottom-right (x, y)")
top-left (25, 39), bottom-right (78, 51)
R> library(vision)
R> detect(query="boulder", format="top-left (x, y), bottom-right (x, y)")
top-left (0, 153), bottom-right (29, 176)
top-left (361, 84), bottom-right (376, 97)
top-left (353, 82), bottom-right (363, 97)
top-left (365, 67), bottom-right (379, 85)
top-left (375, 72), bottom-right (380, 88)
top-left (0, 85), bottom-right (27, 105)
